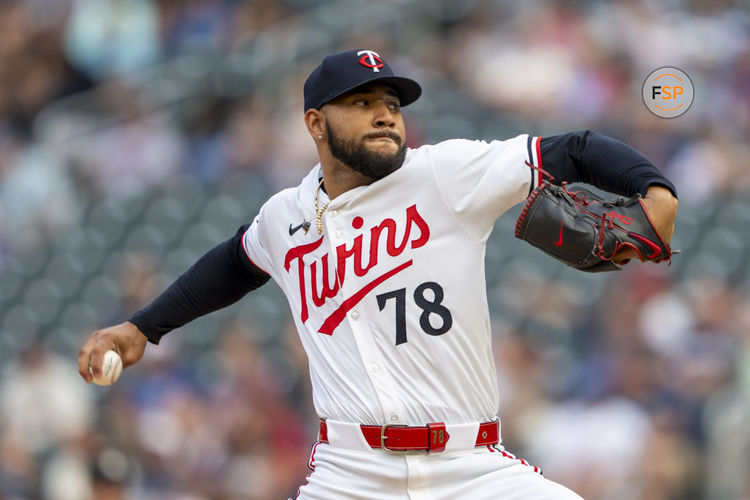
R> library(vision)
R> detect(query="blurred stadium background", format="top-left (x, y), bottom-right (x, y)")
top-left (1, 0), bottom-right (749, 498)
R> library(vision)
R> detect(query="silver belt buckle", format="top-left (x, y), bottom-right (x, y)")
top-left (380, 424), bottom-right (408, 452)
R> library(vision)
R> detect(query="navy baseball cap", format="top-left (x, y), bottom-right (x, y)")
top-left (304, 49), bottom-right (422, 111)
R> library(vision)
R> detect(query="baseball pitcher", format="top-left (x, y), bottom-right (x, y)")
top-left (79, 49), bottom-right (678, 499)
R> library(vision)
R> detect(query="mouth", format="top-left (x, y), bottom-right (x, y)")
top-left (365, 132), bottom-right (401, 145)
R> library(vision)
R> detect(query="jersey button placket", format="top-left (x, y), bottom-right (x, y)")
top-left (325, 210), bottom-right (343, 243)
top-left (326, 206), bottom-right (407, 426)
top-left (350, 319), bottom-right (407, 424)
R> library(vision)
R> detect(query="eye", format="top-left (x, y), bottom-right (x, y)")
top-left (387, 102), bottom-right (401, 112)
top-left (355, 99), bottom-right (370, 106)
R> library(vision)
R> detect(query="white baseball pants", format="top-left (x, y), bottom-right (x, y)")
top-left (293, 425), bottom-right (583, 499)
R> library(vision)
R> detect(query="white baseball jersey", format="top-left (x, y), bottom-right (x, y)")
top-left (243, 134), bottom-right (543, 427)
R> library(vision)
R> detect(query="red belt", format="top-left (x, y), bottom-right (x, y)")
top-left (318, 420), bottom-right (499, 453)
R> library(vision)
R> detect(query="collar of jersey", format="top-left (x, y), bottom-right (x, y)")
top-left (297, 150), bottom-right (415, 217)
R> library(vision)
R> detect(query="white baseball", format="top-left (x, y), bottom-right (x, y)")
top-left (90, 350), bottom-right (123, 386)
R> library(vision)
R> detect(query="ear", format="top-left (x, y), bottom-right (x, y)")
top-left (305, 109), bottom-right (326, 142)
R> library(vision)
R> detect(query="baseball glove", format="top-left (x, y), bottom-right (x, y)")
top-left (515, 180), bottom-right (673, 272)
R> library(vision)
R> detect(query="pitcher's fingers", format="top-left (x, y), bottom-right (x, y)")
top-left (87, 332), bottom-right (116, 380)
top-left (78, 334), bottom-right (98, 382)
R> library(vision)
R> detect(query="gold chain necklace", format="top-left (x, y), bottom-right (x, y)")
top-left (314, 178), bottom-right (330, 235)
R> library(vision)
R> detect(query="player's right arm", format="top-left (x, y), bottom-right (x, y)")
top-left (78, 321), bottom-right (148, 383)
top-left (78, 224), bottom-right (270, 383)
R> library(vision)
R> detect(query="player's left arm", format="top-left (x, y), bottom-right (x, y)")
top-left (534, 130), bottom-right (679, 254)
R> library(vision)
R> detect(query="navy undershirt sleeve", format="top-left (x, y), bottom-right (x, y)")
top-left (129, 224), bottom-right (270, 345)
top-left (538, 130), bottom-right (677, 198)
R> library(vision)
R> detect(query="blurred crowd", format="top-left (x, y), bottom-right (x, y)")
top-left (493, 267), bottom-right (750, 500)
top-left (1, 0), bottom-right (750, 499)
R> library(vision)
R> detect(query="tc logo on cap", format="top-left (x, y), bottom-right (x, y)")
top-left (357, 50), bottom-right (384, 73)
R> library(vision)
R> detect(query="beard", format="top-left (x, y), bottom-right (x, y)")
top-left (326, 122), bottom-right (407, 180)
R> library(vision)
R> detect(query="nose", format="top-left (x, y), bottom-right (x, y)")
top-left (372, 100), bottom-right (395, 128)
